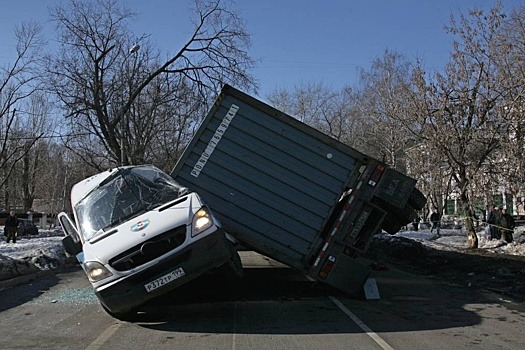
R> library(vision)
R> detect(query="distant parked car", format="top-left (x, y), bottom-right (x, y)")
top-left (17, 219), bottom-right (39, 236)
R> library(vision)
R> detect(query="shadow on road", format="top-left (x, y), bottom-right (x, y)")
top-left (367, 235), bottom-right (525, 302)
top-left (0, 274), bottom-right (61, 313)
top-left (130, 263), bottom-right (511, 335)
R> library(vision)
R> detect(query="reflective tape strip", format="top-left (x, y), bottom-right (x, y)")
top-left (313, 193), bottom-right (356, 267)
top-left (191, 104), bottom-right (239, 177)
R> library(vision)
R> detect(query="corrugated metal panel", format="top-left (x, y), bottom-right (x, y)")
top-left (172, 85), bottom-right (366, 267)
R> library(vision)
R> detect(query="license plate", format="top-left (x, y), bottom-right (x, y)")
top-left (144, 267), bottom-right (185, 293)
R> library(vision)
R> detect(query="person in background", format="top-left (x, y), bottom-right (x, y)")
top-left (429, 210), bottom-right (440, 234)
top-left (5, 211), bottom-right (19, 243)
top-left (412, 215), bottom-right (421, 231)
top-left (499, 208), bottom-right (515, 243)
top-left (487, 206), bottom-right (501, 240)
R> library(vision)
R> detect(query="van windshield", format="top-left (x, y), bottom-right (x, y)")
top-left (75, 166), bottom-right (187, 241)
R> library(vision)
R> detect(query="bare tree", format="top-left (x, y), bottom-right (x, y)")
top-left (46, 0), bottom-right (256, 170)
top-left (267, 82), bottom-right (336, 126)
top-left (0, 22), bottom-right (45, 210)
top-left (33, 143), bottom-right (94, 222)
top-left (18, 93), bottom-right (61, 211)
top-left (490, 5), bottom-right (525, 203)
top-left (409, 4), bottom-right (510, 248)
top-left (320, 86), bottom-right (364, 146)
top-left (356, 50), bottom-right (417, 171)
top-left (267, 83), bottom-right (369, 147)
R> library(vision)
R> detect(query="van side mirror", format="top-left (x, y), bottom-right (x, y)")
top-left (62, 235), bottom-right (83, 256)
top-left (58, 212), bottom-right (83, 256)
top-left (58, 212), bottom-right (79, 237)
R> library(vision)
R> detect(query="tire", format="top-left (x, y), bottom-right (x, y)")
top-left (381, 214), bottom-right (403, 235)
top-left (379, 194), bottom-right (420, 234)
top-left (401, 205), bottom-right (418, 223)
top-left (407, 188), bottom-right (427, 211)
top-left (219, 243), bottom-right (244, 281)
top-left (101, 304), bottom-right (138, 322)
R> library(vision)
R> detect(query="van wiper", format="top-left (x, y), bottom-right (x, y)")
top-left (98, 168), bottom-right (131, 188)
top-left (98, 170), bottom-right (120, 188)
top-left (90, 228), bottom-right (118, 243)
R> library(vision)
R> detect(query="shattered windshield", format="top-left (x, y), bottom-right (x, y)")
top-left (75, 166), bottom-right (187, 241)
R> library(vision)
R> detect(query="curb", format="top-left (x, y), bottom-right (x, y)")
top-left (0, 270), bottom-right (55, 290)
top-left (0, 263), bottom-right (78, 291)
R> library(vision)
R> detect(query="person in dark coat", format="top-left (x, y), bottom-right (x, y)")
top-left (412, 215), bottom-right (421, 231)
top-left (429, 210), bottom-right (440, 234)
top-left (499, 208), bottom-right (515, 243)
top-left (487, 206), bottom-right (501, 240)
top-left (4, 211), bottom-right (19, 243)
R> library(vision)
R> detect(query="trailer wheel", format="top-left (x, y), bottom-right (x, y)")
top-left (381, 214), bottom-right (403, 235)
top-left (401, 205), bottom-right (419, 223)
top-left (408, 188), bottom-right (427, 211)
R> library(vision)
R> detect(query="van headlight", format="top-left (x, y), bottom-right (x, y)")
top-left (192, 207), bottom-right (213, 237)
top-left (85, 261), bottom-right (113, 282)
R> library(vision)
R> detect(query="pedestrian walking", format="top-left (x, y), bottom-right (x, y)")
top-left (412, 215), bottom-right (421, 231)
top-left (499, 208), bottom-right (515, 243)
top-left (4, 211), bottom-right (19, 243)
top-left (429, 210), bottom-right (440, 234)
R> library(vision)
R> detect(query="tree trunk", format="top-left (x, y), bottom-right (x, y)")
top-left (465, 212), bottom-right (478, 249)
top-left (22, 149), bottom-right (33, 212)
top-left (460, 190), bottom-right (478, 249)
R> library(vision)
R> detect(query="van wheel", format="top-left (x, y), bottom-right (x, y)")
top-left (101, 304), bottom-right (138, 322)
top-left (220, 243), bottom-right (244, 281)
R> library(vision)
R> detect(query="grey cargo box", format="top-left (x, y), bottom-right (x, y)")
top-left (172, 86), bottom-right (365, 261)
top-left (171, 85), bottom-right (424, 294)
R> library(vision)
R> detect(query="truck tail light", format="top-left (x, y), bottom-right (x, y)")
top-left (368, 164), bottom-right (385, 186)
top-left (319, 256), bottom-right (336, 279)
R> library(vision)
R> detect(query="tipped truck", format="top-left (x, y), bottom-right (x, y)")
top-left (171, 85), bottom-right (426, 295)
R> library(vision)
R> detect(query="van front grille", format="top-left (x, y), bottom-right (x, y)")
top-left (108, 225), bottom-right (187, 271)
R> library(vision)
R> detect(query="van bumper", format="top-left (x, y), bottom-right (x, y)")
top-left (95, 229), bottom-right (231, 314)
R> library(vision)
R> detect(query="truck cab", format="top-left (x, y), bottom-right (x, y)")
top-left (58, 165), bottom-right (242, 319)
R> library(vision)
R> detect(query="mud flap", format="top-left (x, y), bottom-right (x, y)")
top-left (318, 252), bottom-right (372, 296)
top-left (363, 278), bottom-right (380, 299)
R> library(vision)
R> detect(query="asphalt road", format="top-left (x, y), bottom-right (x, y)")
top-left (0, 252), bottom-right (523, 350)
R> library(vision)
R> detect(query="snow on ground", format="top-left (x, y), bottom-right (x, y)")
top-left (0, 227), bottom-right (69, 281)
top-left (390, 226), bottom-right (525, 256)
top-left (1, 224), bottom-right (524, 283)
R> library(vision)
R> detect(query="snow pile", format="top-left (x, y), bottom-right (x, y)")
top-left (0, 228), bottom-right (70, 281)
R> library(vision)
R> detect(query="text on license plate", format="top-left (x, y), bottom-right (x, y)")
top-left (144, 267), bottom-right (185, 292)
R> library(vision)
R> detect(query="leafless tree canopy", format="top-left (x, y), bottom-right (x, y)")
top-left (3, 0), bottom-right (525, 235)
top-left (45, 0), bottom-right (257, 171)
top-left (266, 3), bottom-right (525, 249)
top-left (0, 22), bottom-right (48, 211)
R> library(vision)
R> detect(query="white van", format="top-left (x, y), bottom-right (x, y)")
top-left (58, 165), bottom-right (242, 320)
